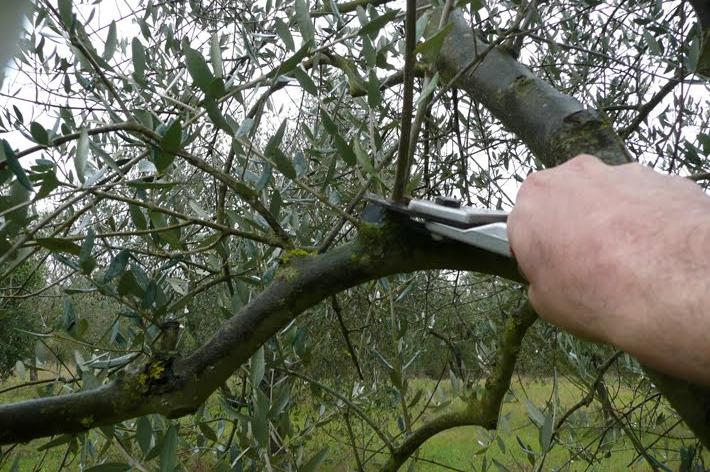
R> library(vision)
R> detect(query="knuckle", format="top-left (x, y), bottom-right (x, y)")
top-left (519, 171), bottom-right (544, 193)
top-left (565, 153), bottom-right (601, 171)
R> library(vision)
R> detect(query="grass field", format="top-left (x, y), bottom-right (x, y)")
top-left (0, 373), bottom-right (706, 471)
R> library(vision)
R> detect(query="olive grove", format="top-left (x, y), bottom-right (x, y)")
top-left (0, 0), bottom-right (709, 469)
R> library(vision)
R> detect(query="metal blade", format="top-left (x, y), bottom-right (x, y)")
top-left (408, 199), bottom-right (508, 227)
top-left (425, 222), bottom-right (512, 258)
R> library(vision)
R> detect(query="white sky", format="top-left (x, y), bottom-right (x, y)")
top-left (2, 1), bottom-right (142, 152)
top-left (1, 1), bottom-right (707, 209)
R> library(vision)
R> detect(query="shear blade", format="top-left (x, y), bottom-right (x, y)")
top-left (425, 221), bottom-right (512, 258)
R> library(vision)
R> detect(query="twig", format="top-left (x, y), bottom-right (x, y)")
top-left (619, 73), bottom-right (686, 139)
top-left (281, 368), bottom-right (395, 452)
top-left (0, 377), bottom-right (73, 395)
top-left (391, 0), bottom-right (417, 202)
top-left (689, 171), bottom-right (710, 181)
top-left (331, 296), bottom-right (365, 381)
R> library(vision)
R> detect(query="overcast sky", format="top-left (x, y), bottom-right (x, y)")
top-left (1, 1), bottom-right (706, 205)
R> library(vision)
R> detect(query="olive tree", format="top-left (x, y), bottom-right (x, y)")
top-left (0, 0), bottom-right (708, 469)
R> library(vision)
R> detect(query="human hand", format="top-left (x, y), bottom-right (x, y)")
top-left (507, 154), bottom-right (709, 346)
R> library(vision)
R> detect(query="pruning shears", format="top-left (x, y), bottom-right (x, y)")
top-left (364, 194), bottom-right (513, 258)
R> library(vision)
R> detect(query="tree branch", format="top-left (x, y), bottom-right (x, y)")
top-left (618, 73), bottom-right (685, 139)
top-left (331, 295), bottom-right (365, 381)
top-left (0, 218), bottom-right (520, 445)
top-left (312, 0), bottom-right (395, 16)
top-left (423, 0), bottom-right (631, 167)
top-left (391, 0), bottom-right (418, 202)
top-left (382, 302), bottom-right (538, 471)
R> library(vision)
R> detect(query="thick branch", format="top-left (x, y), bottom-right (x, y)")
top-left (0, 218), bottom-right (520, 445)
top-left (423, 1), bottom-right (630, 166)
top-left (382, 302), bottom-right (538, 471)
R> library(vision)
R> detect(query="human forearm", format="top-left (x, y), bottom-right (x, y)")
top-left (605, 204), bottom-right (710, 384)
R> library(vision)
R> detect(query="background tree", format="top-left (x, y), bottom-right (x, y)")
top-left (0, 260), bottom-right (45, 380)
top-left (0, 0), bottom-right (708, 470)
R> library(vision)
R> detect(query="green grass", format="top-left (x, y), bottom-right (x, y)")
top-left (0, 374), bottom-right (706, 471)
top-left (0, 369), bottom-right (78, 471)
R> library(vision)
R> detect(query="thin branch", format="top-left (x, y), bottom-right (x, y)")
top-left (553, 351), bottom-right (623, 433)
top-left (40, 0), bottom-right (132, 120)
top-left (90, 190), bottom-right (286, 247)
top-left (167, 273), bottom-right (241, 314)
top-left (283, 368), bottom-right (395, 452)
top-left (0, 377), bottom-right (74, 395)
top-left (344, 408), bottom-right (366, 472)
top-left (232, 136), bottom-right (361, 227)
top-left (331, 296), bottom-right (365, 381)
top-left (312, 0), bottom-right (395, 16)
top-left (381, 302), bottom-right (538, 471)
top-left (595, 379), bottom-right (661, 471)
top-left (13, 122), bottom-right (149, 160)
top-left (391, 0), bottom-right (418, 202)
top-left (401, 0), bottom-right (458, 186)
top-left (318, 146), bottom-right (397, 253)
top-left (0, 154), bottom-right (141, 271)
top-left (619, 73), bottom-right (686, 139)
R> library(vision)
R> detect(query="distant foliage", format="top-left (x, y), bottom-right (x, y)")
top-left (0, 262), bottom-right (43, 380)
